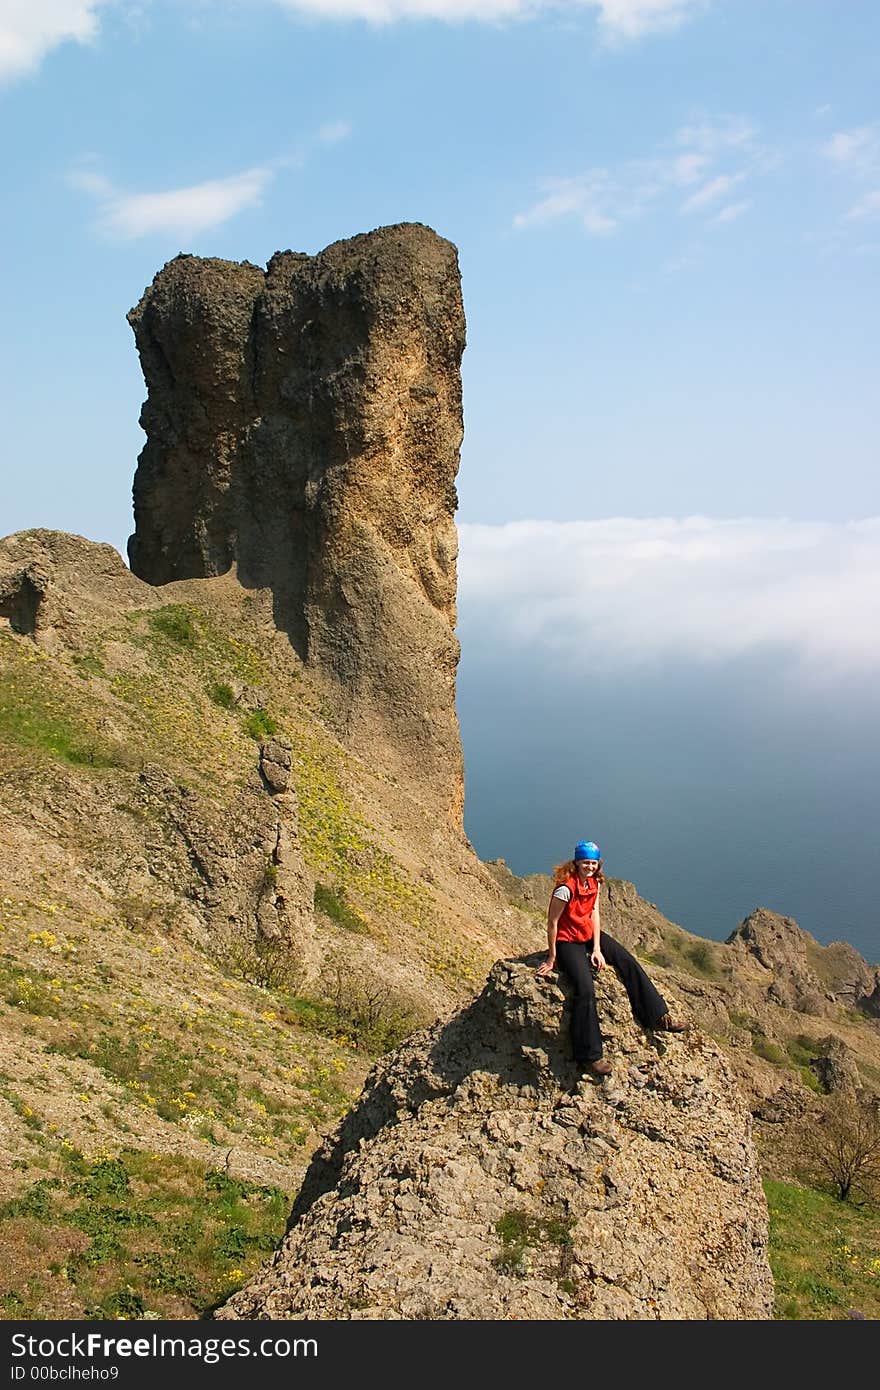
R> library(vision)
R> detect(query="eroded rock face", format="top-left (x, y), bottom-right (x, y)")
top-left (214, 957), bottom-right (773, 1321)
top-left (0, 529), bottom-right (138, 650)
top-left (726, 908), bottom-right (828, 1015)
top-left (127, 223), bottom-right (466, 824)
top-left (725, 907), bottom-right (880, 1020)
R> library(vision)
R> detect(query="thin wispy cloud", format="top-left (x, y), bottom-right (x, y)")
top-left (458, 517), bottom-right (880, 677)
top-left (820, 123), bottom-right (880, 174)
top-left (821, 123), bottom-right (880, 224)
top-left (592, 0), bottom-right (708, 42)
top-left (711, 198), bottom-right (750, 224)
top-left (274, 0), bottom-right (709, 29)
top-left (69, 164), bottom-right (274, 241)
top-left (680, 171), bottom-right (745, 213)
top-left (2, 0), bottom-right (710, 84)
top-left (69, 122), bottom-right (351, 240)
top-left (846, 190), bottom-right (880, 222)
top-left (514, 116), bottom-right (761, 235)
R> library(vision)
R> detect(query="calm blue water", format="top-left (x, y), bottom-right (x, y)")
top-left (457, 637), bottom-right (880, 966)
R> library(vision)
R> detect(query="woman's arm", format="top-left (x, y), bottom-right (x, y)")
top-left (536, 897), bottom-right (565, 976)
top-left (591, 886), bottom-right (606, 970)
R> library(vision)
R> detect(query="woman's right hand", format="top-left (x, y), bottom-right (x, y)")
top-left (535, 955), bottom-right (556, 976)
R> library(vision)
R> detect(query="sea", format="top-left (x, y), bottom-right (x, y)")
top-left (458, 641), bottom-right (880, 966)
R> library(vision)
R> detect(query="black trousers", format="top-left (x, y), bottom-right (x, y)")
top-left (555, 933), bottom-right (668, 1065)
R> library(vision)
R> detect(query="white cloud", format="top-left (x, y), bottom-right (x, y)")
top-left (2, 0), bottom-right (709, 82)
top-left (821, 125), bottom-right (880, 230)
top-left (711, 198), bottom-right (750, 224)
top-left (675, 116), bottom-right (757, 153)
top-left (514, 117), bottom-right (760, 237)
top-left (0, 0), bottom-right (107, 82)
top-left (512, 173), bottom-right (620, 233)
top-left (846, 190), bottom-right (880, 222)
top-left (680, 171), bottom-right (745, 213)
top-left (592, 0), bottom-right (708, 41)
top-left (458, 517), bottom-right (880, 676)
top-left (272, 0), bottom-right (708, 29)
top-left (274, 0), bottom-right (524, 16)
top-left (821, 124), bottom-right (880, 173)
top-left (70, 117), bottom-right (351, 239)
top-left (70, 164), bottom-right (274, 240)
top-left (316, 119), bottom-right (352, 144)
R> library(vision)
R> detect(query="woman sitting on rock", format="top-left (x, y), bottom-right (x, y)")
top-left (536, 840), bottom-right (687, 1076)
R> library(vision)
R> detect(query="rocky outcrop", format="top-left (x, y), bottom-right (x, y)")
top-left (127, 223), bottom-right (466, 825)
top-left (726, 908), bottom-right (829, 1015)
top-left (0, 530), bottom-right (317, 979)
top-left (811, 1036), bottom-right (862, 1095)
top-left (725, 908), bottom-right (880, 1020)
top-left (0, 529), bottom-right (143, 650)
top-left (814, 940), bottom-right (880, 1019)
top-left (214, 957), bottom-right (773, 1321)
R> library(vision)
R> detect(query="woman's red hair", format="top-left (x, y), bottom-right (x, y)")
top-left (553, 858), bottom-right (605, 886)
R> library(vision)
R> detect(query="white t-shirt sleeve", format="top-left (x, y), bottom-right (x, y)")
top-left (552, 885), bottom-right (571, 902)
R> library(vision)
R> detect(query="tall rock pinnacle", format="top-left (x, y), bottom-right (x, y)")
top-left (127, 223), bottom-right (466, 824)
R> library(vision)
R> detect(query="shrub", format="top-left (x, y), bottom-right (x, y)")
top-left (798, 1093), bottom-right (880, 1203)
top-left (685, 941), bottom-right (718, 978)
top-left (215, 930), bottom-right (301, 992)
top-left (149, 606), bottom-right (198, 647)
top-left (320, 961), bottom-right (426, 1054)
top-left (209, 682), bottom-right (235, 709)
top-left (751, 1031), bottom-right (787, 1065)
top-left (243, 709), bottom-right (277, 739)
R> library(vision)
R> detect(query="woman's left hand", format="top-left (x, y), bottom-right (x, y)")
top-left (591, 949), bottom-right (606, 971)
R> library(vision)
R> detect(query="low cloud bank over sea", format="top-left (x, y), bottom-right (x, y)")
top-left (457, 517), bottom-right (880, 961)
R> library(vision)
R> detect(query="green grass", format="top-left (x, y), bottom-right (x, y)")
top-left (751, 1031), bottom-right (788, 1065)
top-left (243, 708), bottom-right (277, 739)
top-left (0, 1148), bottom-right (289, 1320)
top-left (765, 1178), bottom-right (880, 1319)
top-left (209, 681), bottom-right (235, 709)
top-left (149, 606), bottom-right (199, 648)
top-left (313, 883), bottom-right (368, 934)
top-left (786, 1034), bottom-right (823, 1092)
top-left (494, 1207), bottom-right (575, 1279)
top-left (46, 1028), bottom-right (240, 1123)
top-left (645, 931), bottom-right (721, 981)
top-left (0, 660), bottom-right (124, 769)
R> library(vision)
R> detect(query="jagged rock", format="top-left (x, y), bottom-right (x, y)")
top-left (127, 223), bottom-right (466, 826)
top-left (259, 737), bottom-right (292, 793)
top-left (0, 529), bottom-right (140, 652)
top-left (726, 908), bottom-right (828, 1016)
top-left (214, 957), bottom-right (773, 1321)
top-left (811, 1036), bottom-right (862, 1095)
top-left (485, 858), bottom-right (551, 912)
top-left (814, 940), bottom-right (880, 1018)
top-left (753, 1079), bottom-right (811, 1124)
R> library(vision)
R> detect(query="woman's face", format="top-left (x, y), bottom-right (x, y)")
top-left (576, 859), bottom-right (599, 877)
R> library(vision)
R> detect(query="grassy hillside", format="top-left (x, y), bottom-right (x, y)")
top-left (0, 537), bottom-right (877, 1319)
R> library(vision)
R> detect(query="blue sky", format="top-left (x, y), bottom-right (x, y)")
top-left (2, 2), bottom-right (879, 955)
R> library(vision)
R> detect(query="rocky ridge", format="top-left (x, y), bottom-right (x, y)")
top-left (216, 958), bottom-right (773, 1320)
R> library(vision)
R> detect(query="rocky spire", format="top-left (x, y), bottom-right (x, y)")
top-left (127, 223), bottom-right (466, 824)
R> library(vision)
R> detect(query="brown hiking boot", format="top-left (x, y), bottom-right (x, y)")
top-left (588, 1059), bottom-right (612, 1075)
top-left (654, 1013), bottom-right (689, 1033)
